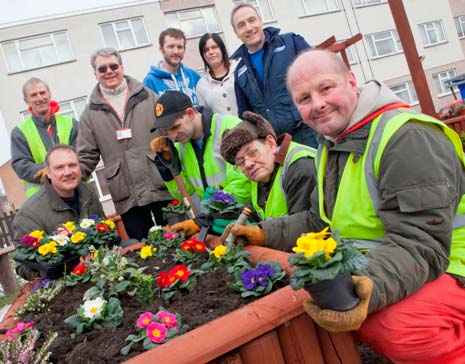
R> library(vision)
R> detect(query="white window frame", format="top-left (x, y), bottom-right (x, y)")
top-left (165, 7), bottom-right (222, 39)
top-left (234, 0), bottom-right (276, 23)
top-left (455, 16), bottom-right (465, 38)
top-left (90, 167), bottom-right (112, 202)
top-left (389, 81), bottom-right (418, 106)
top-left (1, 31), bottom-right (74, 73)
top-left (352, 0), bottom-right (387, 7)
top-left (365, 30), bottom-right (403, 58)
top-left (100, 17), bottom-right (150, 51)
top-left (299, 0), bottom-right (340, 16)
top-left (433, 69), bottom-right (458, 97)
top-left (20, 96), bottom-right (87, 121)
top-left (418, 21), bottom-right (446, 47)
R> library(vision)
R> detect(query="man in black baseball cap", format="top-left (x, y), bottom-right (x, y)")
top-left (150, 90), bottom-right (251, 236)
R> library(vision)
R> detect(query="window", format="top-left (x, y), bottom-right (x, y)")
top-left (21, 97), bottom-right (87, 121)
top-left (165, 7), bottom-right (221, 38)
top-left (234, 0), bottom-right (275, 22)
top-left (365, 30), bottom-right (402, 58)
top-left (2, 32), bottom-right (73, 73)
top-left (455, 16), bottom-right (465, 38)
top-left (352, 0), bottom-right (386, 6)
top-left (390, 81), bottom-right (418, 105)
top-left (299, 0), bottom-right (339, 16)
top-left (89, 167), bottom-right (112, 202)
top-left (418, 21), bottom-right (446, 46)
top-left (433, 69), bottom-right (457, 96)
top-left (100, 18), bottom-right (149, 50)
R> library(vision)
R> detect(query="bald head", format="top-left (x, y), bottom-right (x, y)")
top-left (286, 49), bottom-right (359, 139)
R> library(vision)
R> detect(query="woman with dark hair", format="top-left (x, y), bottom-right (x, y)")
top-left (197, 33), bottom-right (238, 115)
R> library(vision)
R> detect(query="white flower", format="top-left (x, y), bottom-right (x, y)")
top-left (49, 235), bottom-right (69, 246)
top-left (82, 297), bottom-right (106, 320)
top-left (149, 225), bottom-right (162, 232)
top-left (102, 257), bottom-right (110, 266)
top-left (80, 218), bottom-right (96, 229)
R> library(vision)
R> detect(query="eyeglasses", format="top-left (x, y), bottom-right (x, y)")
top-left (234, 148), bottom-right (261, 170)
top-left (97, 63), bottom-right (120, 74)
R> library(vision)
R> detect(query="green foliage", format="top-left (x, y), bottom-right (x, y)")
top-left (202, 243), bottom-right (251, 273)
top-left (15, 280), bottom-right (65, 319)
top-left (132, 272), bottom-right (155, 307)
top-left (200, 187), bottom-right (243, 216)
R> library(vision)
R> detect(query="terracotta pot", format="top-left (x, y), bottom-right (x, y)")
top-left (2, 239), bottom-right (362, 364)
top-left (304, 272), bottom-right (360, 311)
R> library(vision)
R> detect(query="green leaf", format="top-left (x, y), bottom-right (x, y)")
top-left (114, 280), bottom-right (131, 293)
top-left (120, 343), bottom-right (133, 356)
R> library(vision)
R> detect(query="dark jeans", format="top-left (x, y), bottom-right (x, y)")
top-left (121, 200), bottom-right (171, 241)
top-left (290, 121), bottom-right (319, 148)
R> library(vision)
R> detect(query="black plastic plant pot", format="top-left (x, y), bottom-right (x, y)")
top-left (14, 253), bottom-right (80, 279)
top-left (166, 212), bottom-right (187, 226)
top-left (304, 272), bottom-right (360, 311)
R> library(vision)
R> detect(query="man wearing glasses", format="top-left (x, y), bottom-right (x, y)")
top-left (220, 112), bottom-right (316, 221)
top-left (77, 47), bottom-right (172, 241)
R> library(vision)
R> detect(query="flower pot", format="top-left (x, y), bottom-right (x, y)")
top-left (304, 272), bottom-right (360, 311)
top-left (13, 253), bottom-right (80, 280)
top-left (166, 212), bottom-right (187, 226)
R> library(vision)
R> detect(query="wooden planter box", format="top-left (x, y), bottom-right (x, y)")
top-left (0, 240), bottom-right (361, 364)
top-left (445, 114), bottom-right (465, 134)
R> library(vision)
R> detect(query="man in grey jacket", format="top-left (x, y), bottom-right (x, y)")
top-left (13, 144), bottom-right (104, 280)
top-left (223, 50), bottom-right (465, 363)
top-left (77, 48), bottom-right (171, 241)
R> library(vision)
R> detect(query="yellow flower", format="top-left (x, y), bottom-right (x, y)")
top-left (70, 231), bottom-right (87, 244)
top-left (64, 221), bottom-right (75, 232)
top-left (140, 245), bottom-right (155, 259)
top-left (212, 245), bottom-right (227, 259)
top-left (293, 227), bottom-right (336, 260)
top-left (29, 230), bottom-right (45, 240)
top-left (103, 219), bottom-right (115, 229)
top-left (38, 241), bottom-right (58, 256)
top-left (93, 251), bottom-right (99, 259)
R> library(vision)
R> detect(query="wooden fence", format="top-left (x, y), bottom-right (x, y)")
top-left (0, 210), bottom-right (18, 295)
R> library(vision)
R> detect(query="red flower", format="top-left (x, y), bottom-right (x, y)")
top-left (72, 264), bottom-right (87, 275)
top-left (192, 240), bottom-right (206, 253)
top-left (172, 199), bottom-right (180, 207)
top-left (169, 265), bottom-right (190, 282)
top-left (157, 272), bottom-right (177, 288)
top-left (180, 241), bottom-right (193, 251)
top-left (96, 224), bottom-right (108, 232)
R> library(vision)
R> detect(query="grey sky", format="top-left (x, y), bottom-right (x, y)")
top-left (0, 0), bottom-right (153, 25)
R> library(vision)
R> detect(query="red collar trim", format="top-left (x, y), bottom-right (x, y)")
top-left (337, 102), bottom-right (410, 141)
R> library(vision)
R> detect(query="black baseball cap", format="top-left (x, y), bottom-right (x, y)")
top-left (150, 90), bottom-right (193, 132)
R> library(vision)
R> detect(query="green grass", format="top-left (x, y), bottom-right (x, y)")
top-left (0, 293), bottom-right (17, 308)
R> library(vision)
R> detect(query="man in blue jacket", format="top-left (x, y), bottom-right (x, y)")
top-left (230, 3), bottom-right (318, 148)
top-left (144, 28), bottom-right (200, 106)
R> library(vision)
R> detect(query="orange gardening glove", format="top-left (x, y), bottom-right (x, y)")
top-left (170, 219), bottom-right (200, 237)
top-left (220, 223), bottom-right (265, 246)
top-left (150, 136), bottom-right (173, 161)
top-left (303, 275), bottom-right (373, 332)
top-left (33, 168), bottom-right (48, 184)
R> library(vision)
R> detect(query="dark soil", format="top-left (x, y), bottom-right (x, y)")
top-left (20, 249), bottom-right (286, 364)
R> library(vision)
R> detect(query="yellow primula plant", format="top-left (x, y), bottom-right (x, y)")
top-left (288, 227), bottom-right (367, 290)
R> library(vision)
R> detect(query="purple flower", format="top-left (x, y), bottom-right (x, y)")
top-left (241, 269), bottom-right (257, 290)
top-left (20, 235), bottom-right (38, 247)
top-left (257, 263), bottom-right (276, 278)
top-left (89, 215), bottom-right (99, 220)
top-left (32, 279), bottom-right (53, 292)
top-left (255, 270), bottom-right (269, 286)
top-left (210, 190), bottom-right (233, 205)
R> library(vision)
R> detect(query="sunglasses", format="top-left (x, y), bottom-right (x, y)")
top-left (97, 63), bottom-right (120, 74)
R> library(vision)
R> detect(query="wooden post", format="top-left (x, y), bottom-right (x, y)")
top-left (387, 0), bottom-right (436, 116)
top-left (0, 247), bottom-right (19, 295)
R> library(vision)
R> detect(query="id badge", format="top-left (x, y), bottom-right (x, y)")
top-left (117, 128), bottom-right (132, 140)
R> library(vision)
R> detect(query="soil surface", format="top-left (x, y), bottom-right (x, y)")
top-left (20, 249), bottom-right (286, 363)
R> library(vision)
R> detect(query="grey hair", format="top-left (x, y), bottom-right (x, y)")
top-left (22, 78), bottom-right (50, 101)
top-left (230, 3), bottom-right (260, 29)
top-left (90, 47), bottom-right (122, 69)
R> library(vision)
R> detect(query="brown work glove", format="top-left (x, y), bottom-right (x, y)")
top-left (220, 223), bottom-right (265, 246)
top-left (303, 275), bottom-right (373, 332)
top-left (171, 219), bottom-right (200, 237)
top-left (150, 136), bottom-right (172, 161)
top-left (33, 168), bottom-right (48, 184)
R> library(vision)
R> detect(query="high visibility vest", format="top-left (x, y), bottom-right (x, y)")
top-left (165, 113), bottom-right (245, 201)
top-left (251, 141), bottom-right (316, 219)
top-left (18, 115), bottom-right (73, 198)
top-left (317, 108), bottom-right (465, 277)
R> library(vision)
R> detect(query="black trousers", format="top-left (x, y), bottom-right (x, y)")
top-left (120, 200), bottom-right (171, 241)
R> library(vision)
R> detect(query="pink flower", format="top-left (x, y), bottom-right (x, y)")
top-left (136, 312), bottom-right (153, 328)
top-left (156, 311), bottom-right (177, 329)
top-left (5, 321), bottom-right (34, 341)
top-left (163, 232), bottom-right (179, 240)
top-left (146, 322), bottom-right (167, 343)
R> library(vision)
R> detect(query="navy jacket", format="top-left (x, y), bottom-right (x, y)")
top-left (232, 27), bottom-right (310, 137)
